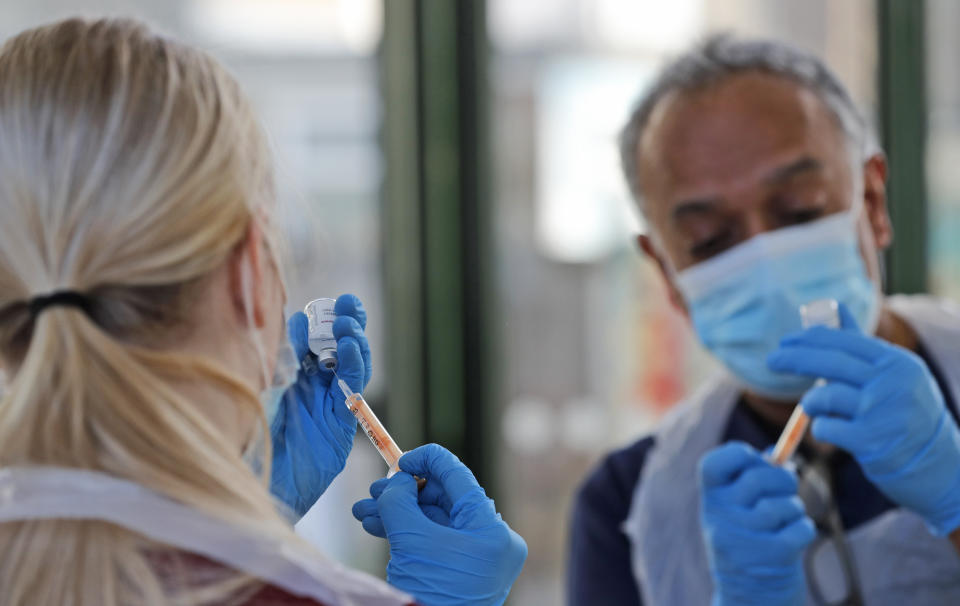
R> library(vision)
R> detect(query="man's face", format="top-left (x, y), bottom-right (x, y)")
top-left (635, 72), bottom-right (891, 313)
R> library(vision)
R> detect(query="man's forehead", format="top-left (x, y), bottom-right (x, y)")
top-left (637, 72), bottom-right (845, 208)
top-left (663, 150), bottom-right (827, 212)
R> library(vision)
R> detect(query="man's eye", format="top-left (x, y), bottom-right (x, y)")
top-left (690, 232), bottom-right (733, 260)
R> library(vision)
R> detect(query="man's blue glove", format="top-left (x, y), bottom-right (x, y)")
top-left (768, 303), bottom-right (960, 536)
top-left (269, 294), bottom-right (372, 517)
top-left (700, 442), bottom-right (815, 606)
top-left (351, 444), bottom-right (527, 606)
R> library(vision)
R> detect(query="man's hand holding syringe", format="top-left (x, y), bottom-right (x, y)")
top-left (700, 296), bottom-right (960, 606)
top-left (768, 299), bottom-right (960, 550)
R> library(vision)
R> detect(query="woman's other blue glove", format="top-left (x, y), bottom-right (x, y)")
top-left (700, 442), bottom-right (815, 606)
top-left (269, 294), bottom-right (372, 517)
top-left (768, 303), bottom-right (960, 536)
top-left (351, 444), bottom-right (527, 606)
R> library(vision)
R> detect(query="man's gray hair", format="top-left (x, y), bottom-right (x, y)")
top-left (619, 34), bottom-right (878, 205)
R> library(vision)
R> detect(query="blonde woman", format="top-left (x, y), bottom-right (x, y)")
top-left (0, 17), bottom-right (526, 606)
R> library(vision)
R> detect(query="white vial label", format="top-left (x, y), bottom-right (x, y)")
top-left (800, 299), bottom-right (840, 329)
top-left (304, 298), bottom-right (338, 370)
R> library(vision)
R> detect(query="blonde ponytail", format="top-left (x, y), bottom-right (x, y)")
top-left (0, 18), bottom-right (302, 605)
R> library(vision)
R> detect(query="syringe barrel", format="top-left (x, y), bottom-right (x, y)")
top-left (771, 405), bottom-right (811, 465)
top-left (344, 392), bottom-right (404, 471)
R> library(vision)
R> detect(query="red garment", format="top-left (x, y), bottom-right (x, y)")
top-left (151, 549), bottom-right (415, 606)
top-left (149, 550), bottom-right (326, 605)
top-left (236, 583), bottom-right (329, 605)
top-left (237, 580), bottom-right (417, 606)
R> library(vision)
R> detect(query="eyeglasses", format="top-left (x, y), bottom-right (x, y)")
top-left (796, 455), bottom-right (865, 606)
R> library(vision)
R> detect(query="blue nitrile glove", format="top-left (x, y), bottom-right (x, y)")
top-left (269, 294), bottom-right (372, 517)
top-left (768, 303), bottom-right (960, 536)
top-left (351, 444), bottom-right (527, 606)
top-left (700, 442), bottom-right (815, 606)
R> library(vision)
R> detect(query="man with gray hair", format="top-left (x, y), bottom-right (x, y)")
top-left (568, 35), bottom-right (960, 605)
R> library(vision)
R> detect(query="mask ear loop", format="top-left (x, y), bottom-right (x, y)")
top-left (642, 228), bottom-right (685, 294)
top-left (239, 249), bottom-right (274, 469)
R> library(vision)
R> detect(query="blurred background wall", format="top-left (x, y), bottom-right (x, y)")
top-left (0, 1), bottom-right (953, 604)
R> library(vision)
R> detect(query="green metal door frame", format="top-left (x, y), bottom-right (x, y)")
top-left (380, 0), bottom-right (494, 487)
top-left (878, 0), bottom-right (928, 294)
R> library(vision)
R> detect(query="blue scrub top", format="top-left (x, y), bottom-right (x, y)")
top-left (566, 343), bottom-right (959, 606)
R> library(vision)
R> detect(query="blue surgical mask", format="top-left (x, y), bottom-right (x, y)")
top-left (260, 339), bottom-right (300, 428)
top-left (675, 209), bottom-right (880, 401)
top-left (243, 336), bottom-right (299, 471)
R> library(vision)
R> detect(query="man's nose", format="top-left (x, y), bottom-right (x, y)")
top-left (742, 210), bottom-right (777, 241)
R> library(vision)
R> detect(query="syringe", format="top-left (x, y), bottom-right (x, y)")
top-left (769, 299), bottom-right (840, 466)
top-left (335, 373), bottom-right (404, 476)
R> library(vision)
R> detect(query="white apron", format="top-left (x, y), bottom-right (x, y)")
top-left (0, 466), bottom-right (411, 606)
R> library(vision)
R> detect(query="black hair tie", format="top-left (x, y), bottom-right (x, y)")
top-left (29, 291), bottom-right (93, 319)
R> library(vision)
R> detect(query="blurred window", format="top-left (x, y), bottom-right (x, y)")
top-left (927, 0), bottom-right (960, 299)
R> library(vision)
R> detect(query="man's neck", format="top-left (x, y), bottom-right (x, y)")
top-left (743, 303), bottom-right (920, 432)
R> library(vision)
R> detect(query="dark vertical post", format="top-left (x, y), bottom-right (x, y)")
top-left (381, 0), bottom-right (493, 486)
top-left (381, 0), bottom-right (428, 449)
top-left (878, 0), bottom-right (928, 293)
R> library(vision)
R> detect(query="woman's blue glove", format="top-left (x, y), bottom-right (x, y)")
top-left (700, 442), bottom-right (815, 606)
top-left (269, 294), bottom-right (372, 517)
top-left (768, 303), bottom-right (960, 536)
top-left (351, 444), bottom-right (527, 606)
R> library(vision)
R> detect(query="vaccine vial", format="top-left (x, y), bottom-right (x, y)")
top-left (304, 298), bottom-right (338, 370)
top-left (800, 299), bottom-right (841, 330)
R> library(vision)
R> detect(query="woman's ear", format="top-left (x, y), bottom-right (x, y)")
top-left (228, 221), bottom-right (268, 329)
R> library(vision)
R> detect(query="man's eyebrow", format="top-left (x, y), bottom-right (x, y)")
top-left (668, 157), bottom-right (822, 222)
top-left (671, 197), bottom-right (721, 223)
top-left (764, 156), bottom-right (823, 185)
